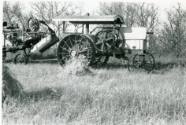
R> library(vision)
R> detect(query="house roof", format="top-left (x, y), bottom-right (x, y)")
top-left (53, 15), bottom-right (124, 24)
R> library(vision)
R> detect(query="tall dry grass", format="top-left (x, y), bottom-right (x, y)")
top-left (2, 62), bottom-right (186, 125)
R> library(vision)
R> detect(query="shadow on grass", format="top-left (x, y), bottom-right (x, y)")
top-left (92, 61), bottom-right (185, 74)
top-left (5, 56), bottom-right (185, 75)
top-left (155, 62), bottom-right (177, 69)
top-left (92, 63), bottom-right (128, 69)
top-left (29, 59), bottom-right (58, 64)
top-left (152, 61), bottom-right (185, 74)
top-left (3, 66), bottom-right (62, 103)
top-left (22, 87), bottom-right (63, 102)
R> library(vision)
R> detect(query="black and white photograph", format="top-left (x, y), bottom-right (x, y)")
top-left (2, 0), bottom-right (186, 124)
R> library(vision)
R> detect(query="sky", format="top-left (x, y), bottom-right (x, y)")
top-left (3, 0), bottom-right (186, 23)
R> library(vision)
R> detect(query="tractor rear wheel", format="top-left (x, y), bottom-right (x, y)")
top-left (57, 34), bottom-right (95, 66)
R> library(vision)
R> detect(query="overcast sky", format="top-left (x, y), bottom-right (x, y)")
top-left (3, 0), bottom-right (186, 23)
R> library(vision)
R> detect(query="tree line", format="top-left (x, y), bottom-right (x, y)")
top-left (3, 1), bottom-right (186, 58)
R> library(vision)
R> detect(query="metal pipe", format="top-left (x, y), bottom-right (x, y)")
top-left (30, 22), bottom-right (59, 54)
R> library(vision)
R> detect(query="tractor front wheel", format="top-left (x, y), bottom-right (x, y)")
top-left (132, 52), bottom-right (155, 72)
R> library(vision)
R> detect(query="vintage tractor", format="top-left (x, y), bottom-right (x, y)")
top-left (53, 15), bottom-right (155, 71)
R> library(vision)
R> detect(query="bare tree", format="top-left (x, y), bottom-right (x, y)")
top-left (135, 3), bottom-right (159, 31)
top-left (159, 4), bottom-right (186, 58)
top-left (3, 1), bottom-right (31, 30)
top-left (99, 2), bottom-right (135, 26)
top-left (10, 2), bottom-right (31, 31)
top-left (3, 1), bottom-right (12, 24)
top-left (99, 2), bottom-right (159, 30)
top-left (31, 1), bottom-right (81, 33)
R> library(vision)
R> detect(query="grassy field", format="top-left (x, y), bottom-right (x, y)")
top-left (3, 62), bottom-right (186, 125)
